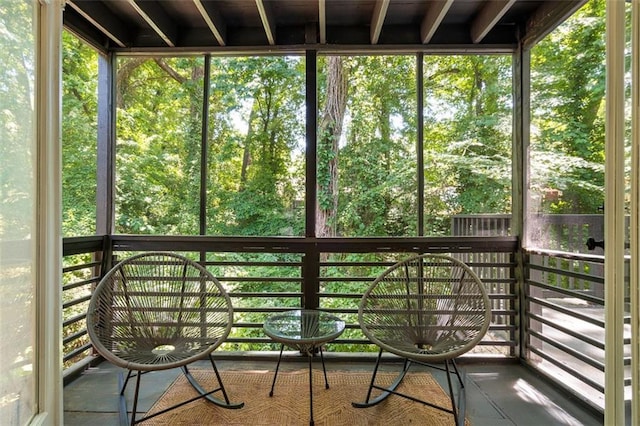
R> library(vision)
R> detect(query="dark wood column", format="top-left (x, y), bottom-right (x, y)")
top-left (304, 49), bottom-right (319, 309)
top-left (305, 50), bottom-right (317, 238)
top-left (513, 44), bottom-right (531, 360)
top-left (96, 52), bottom-right (116, 236)
top-left (200, 54), bottom-right (211, 237)
top-left (417, 53), bottom-right (424, 236)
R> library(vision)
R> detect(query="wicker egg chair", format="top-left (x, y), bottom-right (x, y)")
top-left (352, 253), bottom-right (491, 426)
top-left (86, 252), bottom-right (243, 426)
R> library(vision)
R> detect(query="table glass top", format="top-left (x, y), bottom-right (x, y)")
top-left (263, 309), bottom-right (345, 344)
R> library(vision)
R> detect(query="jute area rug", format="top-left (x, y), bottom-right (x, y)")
top-left (141, 369), bottom-right (467, 425)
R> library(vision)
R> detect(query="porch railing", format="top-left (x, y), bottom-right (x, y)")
top-left (61, 236), bottom-right (107, 379)
top-left (62, 234), bottom-right (518, 382)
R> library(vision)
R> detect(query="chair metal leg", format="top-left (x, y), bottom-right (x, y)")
top-left (118, 372), bottom-right (131, 426)
top-left (137, 379), bottom-right (236, 424)
top-left (122, 358), bottom-right (244, 425)
top-left (444, 360), bottom-right (459, 426)
top-left (353, 348), bottom-right (382, 407)
top-left (352, 348), bottom-right (411, 408)
top-left (444, 359), bottom-right (466, 426)
top-left (450, 358), bottom-right (465, 388)
top-left (354, 352), bottom-right (466, 425)
top-left (208, 354), bottom-right (231, 404)
top-left (129, 370), bottom-right (142, 426)
top-left (118, 370), bottom-right (161, 426)
top-left (120, 370), bottom-right (133, 395)
top-left (182, 357), bottom-right (244, 409)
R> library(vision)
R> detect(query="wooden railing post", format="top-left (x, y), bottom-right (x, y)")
top-left (302, 248), bottom-right (320, 310)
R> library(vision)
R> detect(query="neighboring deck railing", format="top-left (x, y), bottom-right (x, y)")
top-left (524, 248), bottom-right (607, 413)
top-left (451, 214), bottom-right (609, 412)
top-left (452, 213), bottom-right (604, 254)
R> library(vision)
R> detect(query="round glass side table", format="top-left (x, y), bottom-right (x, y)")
top-left (263, 309), bottom-right (345, 426)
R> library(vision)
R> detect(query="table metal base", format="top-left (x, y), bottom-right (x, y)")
top-left (268, 343), bottom-right (329, 426)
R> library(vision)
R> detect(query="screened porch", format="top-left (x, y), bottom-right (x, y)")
top-left (57, 0), bottom-right (618, 422)
top-left (4, 0), bottom-right (638, 425)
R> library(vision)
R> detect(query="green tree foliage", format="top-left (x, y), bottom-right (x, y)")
top-left (114, 56), bottom-right (305, 237)
top-left (530, 0), bottom-right (606, 214)
top-left (336, 55), bottom-right (418, 237)
top-left (115, 57), bottom-right (204, 234)
top-left (60, 32), bottom-right (102, 365)
top-left (422, 55), bottom-right (513, 234)
top-left (206, 57), bottom-right (305, 236)
top-left (61, 31), bottom-right (98, 236)
top-left (60, 2), bottom-right (608, 237)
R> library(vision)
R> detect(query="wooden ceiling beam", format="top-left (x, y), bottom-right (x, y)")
top-left (255, 0), bottom-right (276, 45)
top-left (66, 0), bottom-right (129, 47)
top-left (370, 0), bottom-right (390, 44)
top-left (193, 0), bottom-right (227, 46)
top-left (522, 0), bottom-right (587, 49)
top-left (128, 0), bottom-right (178, 47)
top-left (420, 0), bottom-right (454, 44)
top-left (319, 0), bottom-right (326, 44)
top-left (470, 0), bottom-right (516, 44)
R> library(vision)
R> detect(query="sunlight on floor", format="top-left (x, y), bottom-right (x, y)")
top-left (513, 379), bottom-right (583, 426)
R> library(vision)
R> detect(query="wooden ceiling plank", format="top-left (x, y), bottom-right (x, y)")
top-left (193, 0), bottom-right (227, 46)
top-left (63, 0), bottom-right (584, 51)
top-left (128, 0), bottom-right (177, 47)
top-left (66, 0), bottom-right (129, 47)
top-left (420, 0), bottom-right (454, 44)
top-left (255, 0), bottom-right (276, 45)
top-left (523, 0), bottom-right (587, 48)
top-left (370, 0), bottom-right (390, 44)
top-left (471, 0), bottom-right (516, 44)
top-left (319, 0), bottom-right (326, 44)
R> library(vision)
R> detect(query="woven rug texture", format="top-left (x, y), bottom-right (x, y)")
top-left (141, 369), bottom-right (466, 425)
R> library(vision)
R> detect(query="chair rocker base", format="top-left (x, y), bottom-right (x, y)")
top-left (352, 349), bottom-right (466, 426)
top-left (182, 364), bottom-right (245, 410)
top-left (119, 355), bottom-right (244, 426)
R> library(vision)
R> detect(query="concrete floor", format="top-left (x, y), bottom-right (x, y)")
top-left (63, 356), bottom-right (603, 426)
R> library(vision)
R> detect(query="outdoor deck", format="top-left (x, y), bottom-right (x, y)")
top-left (64, 356), bottom-right (603, 426)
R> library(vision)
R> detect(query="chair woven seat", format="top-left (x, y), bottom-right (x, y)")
top-left (106, 336), bottom-right (212, 367)
top-left (87, 252), bottom-right (243, 425)
top-left (353, 253), bottom-right (491, 425)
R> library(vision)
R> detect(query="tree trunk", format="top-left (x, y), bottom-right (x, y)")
top-left (116, 58), bottom-right (146, 108)
top-left (316, 56), bottom-right (348, 238)
top-left (240, 100), bottom-right (257, 190)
